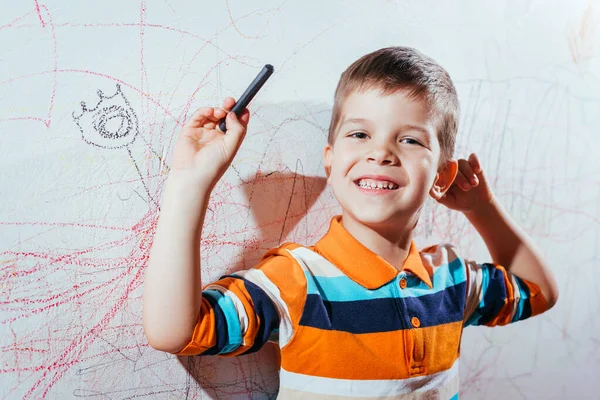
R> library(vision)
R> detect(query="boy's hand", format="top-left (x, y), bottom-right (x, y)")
top-left (170, 97), bottom-right (250, 187)
top-left (437, 153), bottom-right (495, 213)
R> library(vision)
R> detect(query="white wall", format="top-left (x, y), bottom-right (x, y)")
top-left (1, 1), bottom-right (598, 398)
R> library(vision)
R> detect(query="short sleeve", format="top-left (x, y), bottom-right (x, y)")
top-left (463, 260), bottom-right (549, 327)
top-left (174, 244), bottom-right (307, 357)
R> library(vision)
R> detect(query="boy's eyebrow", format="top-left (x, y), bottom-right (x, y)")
top-left (340, 116), bottom-right (432, 138)
top-left (341, 117), bottom-right (371, 126)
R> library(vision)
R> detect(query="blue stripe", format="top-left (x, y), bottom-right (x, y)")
top-left (299, 281), bottom-right (466, 333)
top-left (464, 264), bottom-right (506, 326)
top-left (221, 275), bottom-right (280, 355)
top-left (465, 265), bottom-right (536, 327)
top-left (305, 257), bottom-right (465, 301)
top-left (478, 264), bottom-right (508, 325)
top-left (200, 291), bottom-right (230, 355)
top-left (203, 289), bottom-right (242, 354)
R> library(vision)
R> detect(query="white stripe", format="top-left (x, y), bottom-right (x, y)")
top-left (287, 247), bottom-right (346, 277)
top-left (463, 260), bottom-right (481, 324)
top-left (204, 285), bottom-right (249, 341)
top-left (509, 273), bottom-right (521, 322)
top-left (279, 358), bottom-right (460, 398)
top-left (234, 268), bottom-right (294, 348)
top-left (420, 243), bottom-right (457, 270)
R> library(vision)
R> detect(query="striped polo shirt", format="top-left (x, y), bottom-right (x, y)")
top-left (175, 215), bottom-right (548, 399)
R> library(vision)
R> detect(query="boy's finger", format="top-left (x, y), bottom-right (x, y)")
top-left (469, 153), bottom-right (482, 174)
top-left (458, 158), bottom-right (477, 185)
top-left (222, 111), bottom-right (247, 149)
top-left (222, 97), bottom-right (236, 111)
top-left (184, 107), bottom-right (213, 128)
top-left (213, 107), bottom-right (228, 120)
top-left (182, 126), bottom-right (217, 142)
top-left (238, 108), bottom-right (250, 127)
top-left (453, 169), bottom-right (472, 191)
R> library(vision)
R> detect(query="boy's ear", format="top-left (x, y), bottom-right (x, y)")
top-left (429, 159), bottom-right (458, 200)
top-left (323, 144), bottom-right (332, 184)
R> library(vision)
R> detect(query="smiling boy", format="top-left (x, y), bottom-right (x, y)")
top-left (143, 47), bottom-right (559, 399)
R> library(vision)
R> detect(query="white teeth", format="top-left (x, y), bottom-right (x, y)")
top-left (357, 178), bottom-right (399, 190)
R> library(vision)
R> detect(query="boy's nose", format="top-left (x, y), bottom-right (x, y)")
top-left (367, 148), bottom-right (398, 165)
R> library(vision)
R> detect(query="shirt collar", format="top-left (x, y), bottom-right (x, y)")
top-left (314, 215), bottom-right (433, 290)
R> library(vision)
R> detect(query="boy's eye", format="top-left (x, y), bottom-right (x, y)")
top-left (401, 138), bottom-right (421, 145)
top-left (349, 132), bottom-right (368, 139)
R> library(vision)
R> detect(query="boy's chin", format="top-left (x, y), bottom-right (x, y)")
top-left (345, 208), bottom-right (405, 228)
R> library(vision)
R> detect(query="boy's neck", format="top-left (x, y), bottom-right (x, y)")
top-left (340, 212), bottom-right (415, 272)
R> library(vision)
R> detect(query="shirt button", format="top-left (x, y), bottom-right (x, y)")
top-left (411, 317), bottom-right (421, 328)
top-left (399, 278), bottom-right (407, 289)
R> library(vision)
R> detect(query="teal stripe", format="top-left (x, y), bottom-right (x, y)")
top-left (464, 308), bottom-right (482, 327)
top-left (450, 393), bottom-right (459, 400)
top-left (478, 265), bottom-right (490, 309)
top-left (304, 258), bottom-right (465, 301)
top-left (203, 289), bottom-right (242, 354)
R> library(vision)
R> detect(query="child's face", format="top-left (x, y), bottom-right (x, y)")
top-left (324, 88), bottom-right (453, 230)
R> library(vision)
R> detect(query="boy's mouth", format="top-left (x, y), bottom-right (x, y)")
top-left (354, 177), bottom-right (400, 190)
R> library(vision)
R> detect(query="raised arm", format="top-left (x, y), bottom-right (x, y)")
top-left (436, 153), bottom-right (559, 309)
top-left (463, 196), bottom-right (559, 308)
top-left (143, 98), bottom-right (250, 353)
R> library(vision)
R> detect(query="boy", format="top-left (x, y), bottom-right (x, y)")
top-left (143, 47), bottom-right (559, 399)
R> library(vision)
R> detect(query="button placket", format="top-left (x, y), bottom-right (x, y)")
top-left (399, 273), bottom-right (426, 375)
top-left (394, 274), bottom-right (420, 375)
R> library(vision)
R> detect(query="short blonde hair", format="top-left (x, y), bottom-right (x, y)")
top-left (328, 46), bottom-right (459, 166)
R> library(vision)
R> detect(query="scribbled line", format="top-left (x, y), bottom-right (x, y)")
top-left (0, 4), bottom-right (287, 400)
top-left (225, 0), bottom-right (268, 39)
top-left (139, 1), bottom-right (148, 118)
top-left (34, 0), bottom-right (46, 27)
top-left (0, 220), bottom-right (131, 232)
top-left (71, 82), bottom-right (163, 208)
top-left (0, 7), bottom-right (279, 129)
top-left (73, 84), bottom-right (139, 150)
top-left (0, 5), bottom-right (58, 127)
top-left (567, 3), bottom-right (596, 72)
top-left (0, 69), bottom-right (181, 131)
top-left (21, 247), bottom-right (148, 399)
top-left (72, 387), bottom-right (181, 399)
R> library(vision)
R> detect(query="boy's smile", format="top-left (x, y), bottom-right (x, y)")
top-left (324, 88), bottom-right (449, 237)
top-left (355, 175), bottom-right (402, 195)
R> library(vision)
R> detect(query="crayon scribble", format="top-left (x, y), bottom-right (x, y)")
top-left (0, 1), bottom-right (599, 400)
top-left (72, 84), bottom-right (139, 149)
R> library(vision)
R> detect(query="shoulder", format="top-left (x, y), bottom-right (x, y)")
top-left (419, 242), bottom-right (466, 270)
top-left (247, 241), bottom-right (309, 292)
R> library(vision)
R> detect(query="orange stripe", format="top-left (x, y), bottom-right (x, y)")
top-left (177, 247), bottom-right (308, 358)
top-left (281, 321), bottom-right (462, 379)
top-left (220, 246), bottom-right (308, 357)
top-left (256, 244), bottom-right (308, 329)
top-left (174, 296), bottom-right (216, 356)
top-left (522, 279), bottom-right (548, 316)
top-left (174, 277), bottom-right (260, 357)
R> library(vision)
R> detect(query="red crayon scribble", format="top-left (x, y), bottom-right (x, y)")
top-left (34, 0), bottom-right (46, 27)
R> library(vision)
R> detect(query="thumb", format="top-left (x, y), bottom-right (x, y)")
top-left (222, 112), bottom-right (247, 150)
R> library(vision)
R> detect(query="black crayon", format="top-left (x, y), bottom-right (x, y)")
top-left (219, 64), bottom-right (274, 132)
